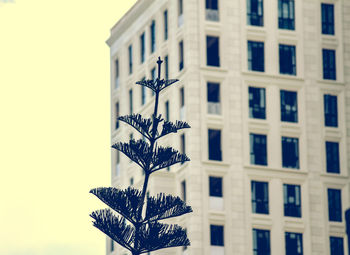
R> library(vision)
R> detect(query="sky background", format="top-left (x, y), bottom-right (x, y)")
top-left (0, 1), bottom-right (137, 254)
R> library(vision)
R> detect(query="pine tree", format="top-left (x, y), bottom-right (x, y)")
top-left (90, 57), bottom-right (192, 255)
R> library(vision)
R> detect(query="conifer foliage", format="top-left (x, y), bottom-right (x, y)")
top-left (90, 57), bottom-right (192, 255)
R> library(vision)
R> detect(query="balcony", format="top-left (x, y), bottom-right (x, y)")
top-left (208, 102), bottom-right (221, 115)
top-left (206, 9), bottom-right (219, 22)
top-left (115, 163), bottom-right (120, 177)
top-left (209, 196), bottom-right (224, 211)
top-left (178, 14), bottom-right (184, 27)
top-left (211, 246), bottom-right (224, 255)
top-left (180, 106), bottom-right (186, 120)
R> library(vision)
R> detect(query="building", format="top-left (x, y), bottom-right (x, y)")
top-left (106, 0), bottom-right (350, 254)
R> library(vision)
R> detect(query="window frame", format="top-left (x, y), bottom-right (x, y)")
top-left (281, 136), bottom-right (299, 169)
top-left (328, 188), bottom-right (342, 222)
top-left (247, 0), bottom-right (264, 26)
top-left (280, 90), bottom-right (298, 123)
top-left (279, 44), bottom-right (296, 75)
top-left (325, 141), bottom-right (340, 174)
top-left (321, 3), bottom-right (335, 35)
top-left (283, 184), bottom-right (301, 217)
top-left (206, 35), bottom-right (220, 67)
top-left (250, 133), bottom-right (267, 166)
top-left (252, 228), bottom-right (270, 255)
top-left (247, 40), bottom-right (265, 72)
top-left (249, 86), bottom-right (266, 119)
top-left (210, 225), bottom-right (224, 246)
top-left (322, 49), bottom-right (336, 80)
top-left (285, 232), bottom-right (303, 255)
top-left (324, 94), bottom-right (338, 127)
top-left (209, 176), bottom-right (223, 197)
top-left (208, 129), bottom-right (222, 161)
top-left (278, 0), bottom-right (295, 30)
top-left (251, 180), bottom-right (269, 214)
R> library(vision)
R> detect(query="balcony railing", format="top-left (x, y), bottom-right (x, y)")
top-left (180, 106), bottom-right (186, 121)
top-left (206, 9), bottom-right (219, 22)
top-left (178, 14), bottom-right (184, 27)
top-left (208, 102), bottom-right (221, 115)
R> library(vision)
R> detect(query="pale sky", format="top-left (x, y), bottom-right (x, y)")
top-left (0, 1), bottom-right (137, 254)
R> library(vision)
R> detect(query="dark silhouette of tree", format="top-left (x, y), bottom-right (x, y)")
top-left (90, 57), bottom-right (192, 255)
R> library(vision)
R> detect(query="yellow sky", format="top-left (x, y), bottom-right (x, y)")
top-left (0, 1), bottom-right (137, 254)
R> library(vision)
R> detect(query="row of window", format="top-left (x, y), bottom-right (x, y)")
top-left (247, 0), bottom-right (335, 35)
top-left (208, 226), bottom-right (344, 255)
top-left (209, 177), bottom-right (342, 222)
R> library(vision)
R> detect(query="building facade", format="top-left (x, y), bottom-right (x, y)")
top-left (107, 0), bottom-right (350, 254)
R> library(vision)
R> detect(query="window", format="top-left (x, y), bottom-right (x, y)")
top-left (251, 181), bottom-right (269, 214)
top-left (179, 40), bottom-right (184, 71)
top-left (207, 36), bottom-right (220, 67)
top-left (210, 225), bottom-right (224, 246)
top-left (141, 77), bottom-right (146, 105)
top-left (209, 176), bottom-right (222, 197)
top-left (247, 0), bottom-right (263, 26)
top-left (282, 137), bottom-right (299, 169)
top-left (249, 87), bottom-right (266, 119)
top-left (324, 95), bottom-right (338, 127)
top-left (328, 188), bottom-right (342, 222)
top-left (178, 0), bottom-right (184, 26)
top-left (206, 0), bottom-right (219, 21)
top-left (115, 59), bottom-right (119, 89)
top-left (151, 67), bottom-right (156, 96)
top-left (180, 87), bottom-right (185, 107)
top-left (326, 141), bottom-right (340, 174)
top-left (279, 44), bottom-right (296, 75)
top-left (181, 180), bottom-right (186, 202)
top-left (285, 232), bottom-right (303, 255)
top-left (128, 44), bottom-right (133, 74)
top-left (164, 55), bottom-right (169, 80)
top-left (250, 134), bottom-right (267, 166)
top-left (248, 41), bottom-right (264, 72)
top-left (130, 177), bottom-right (134, 185)
top-left (321, 3), bottom-right (334, 35)
top-left (180, 133), bottom-right (186, 158)
top-left (165, 100), bottom-right (169, 121)
top-left (164, 10), bottom-right (168, 40)
top-left (252, 229), bottom-right (270, 255)
top-left (150, 20), bottom-right (156, 53)
top-left (140, 33), bottom-right (145, 63)
top-left (207, 82), bottom-right (220, 115)
top-left (278, 0), bottom-right (295, 30)
top-left (323, 49), bottom-right (336, 80)
top-left (330, 237), bottom-right (344, 255)
top-left (110, 239), bottom-right (114, 252)
top-left (116, 150), bottom-right (120, 176)
top-left (129, 89), bottom-right (133, 114)
top-left (208, 129), bottom-right (222, 161)
top-left (115, 102), bottom-right (119, 129)
top-left (178, 0), bottom-right (183, 16)
top-left (283, 184), bottom-right (301, 217)
top-left (280, 90), bottom-right (298, 123)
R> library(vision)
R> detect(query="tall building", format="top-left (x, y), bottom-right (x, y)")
top-left (107, 0), bottom-right (350, 254)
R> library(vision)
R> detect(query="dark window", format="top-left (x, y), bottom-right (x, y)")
top-left (207, 82), bottom-right (220, 103)
top-left (247, 0), bottom-right (263, 26)
top-left (207, 36), bottom-right (220, 67)
top-left (140, 32), bottom-right (145, 63)
top-left (208, 129), bottom-right (222, 161)
top-left (180, 134), bottom-right (186, 163)
top-left (150, 20), bottom-right (156, 53)
top-left (324, 95), bottom-right (338, 127)
top-left (180, 87), bottom-right (185, 107)
top-left (209, 176), bottom-right (223, 197)
top-left (253, 229), bottom-right (270, 255)
top-left (165, 55), bottom-right (169, 80)
top-left (330, 237), bottom-right (344, 255)
top-left (206, 0), bottom-right (219, 21)
top-left (322, 4), bottom-right (334, 35)
top-left (323, 49), bottom-right (336, 80)
top-left (250, 134), bottom-right (267, 166)
top-left (278, 0), bottom-right (295, 30)
top-left (165, 100), bottom-right (169, 121)
top-left (129, 89), bottom-right (133, 114)
top-left (128, 44), bottom-right (133, 74)
top-left (178, 0), bottom-right (183, 15)
top-left (181, 180), bottom-right (186, 202)
top-left (110, 239), bottom-right (114, 252)
top-left (280, 90), bottom-right (298, 123)
top-left (282, 137), bottom-right (299, 169)
top-left (179, 40), bottom-right (184, 71)
top-left (130, 177), bottom-right (134, 185)
top-left (210, 225), bottom-right (224, 246)
top-left (164, 10), bottom-right (168, 41)
top-left (326, 141), bottom-right (340, 174)
top-left (248, 41), bottom-right (264, 72)
top-left (249, 87), bottom-right (266, 119)
top-left (285, 232), bottom-right (303, 255)
top-left (151, 67), bottom-right (156, 96)
top-left (283, 184), bottom-right (301, 217)
top-left (251, 181), bottom-right (269, 214)
top-left (279, 44), bottom-right (296, 75)
top-left (328, 188), bottom-right (342, 222)
top-left (115, 59), bottom-right (119, 89)
top-left (141, 77), bottom-right (146, 105)
top-left (115, 102), bottom-right (119, 129)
